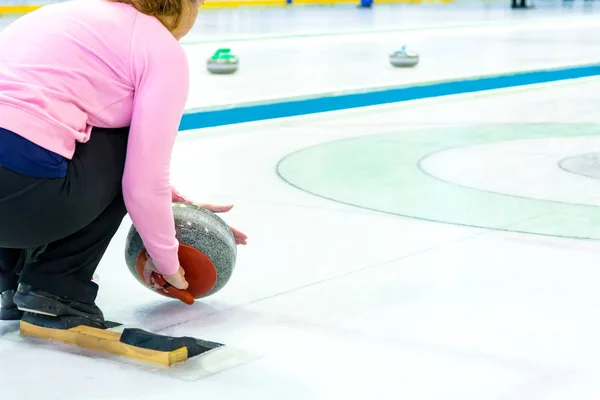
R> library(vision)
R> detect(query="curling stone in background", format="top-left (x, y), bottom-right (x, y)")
top-left (124, 203), bottom-right (237, 303)
top-left (207, 48), bottom-right (239, 75)
top-left (389, 45), bottom-right (419, 68)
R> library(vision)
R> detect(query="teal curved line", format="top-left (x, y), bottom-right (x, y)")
top-left (415, 141), bottom-right (595, 208)
top-left (276, 123), bottom-right (600, 239)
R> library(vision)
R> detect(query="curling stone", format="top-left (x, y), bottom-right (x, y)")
top-left (124, 203), bottom-right (237, 302)
top-left (207, 48), bottom-right (239, 75)
top-left (389, 45), bottom-right (419, 67)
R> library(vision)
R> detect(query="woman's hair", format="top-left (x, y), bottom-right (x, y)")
top-left (115, 0), bottom-right (185, 30)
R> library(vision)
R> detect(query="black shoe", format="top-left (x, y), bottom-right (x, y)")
top-left (13, 283), bottom-right (105, 328)
top-left (0, 290), bottom-right (23, 320)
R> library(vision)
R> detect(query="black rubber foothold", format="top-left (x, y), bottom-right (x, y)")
top-left (119, 328), bottom-right (224, 358)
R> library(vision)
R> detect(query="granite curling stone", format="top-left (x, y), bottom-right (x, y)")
top-left (207, 48), bottom-right (239, 75)
top-left (125, 203), bottom-right (237, 301)
top-left (389, 45), bottom-right (419, 67)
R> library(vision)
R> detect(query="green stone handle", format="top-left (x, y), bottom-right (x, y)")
top-left (211, 48), bottom-right (236, 60)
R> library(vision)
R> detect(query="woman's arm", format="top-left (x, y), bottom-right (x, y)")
top-left (122, 23), bottom-right (189, 276)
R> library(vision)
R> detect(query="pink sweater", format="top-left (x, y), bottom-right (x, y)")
top-left (0, 0), bottom-right (189, 275)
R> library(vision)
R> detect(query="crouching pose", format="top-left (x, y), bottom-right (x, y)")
top-left (0, 0), bottom-right (246, 327)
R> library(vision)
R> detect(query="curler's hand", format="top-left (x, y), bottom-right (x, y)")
top-left (143, 258), bottom-right (189, 291)
top-left (171, 188), bottom-right (248, 245)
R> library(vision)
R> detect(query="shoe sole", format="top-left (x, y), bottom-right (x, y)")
top-left (13, 291), bottom-right (103, 324)
top-left (22, 312), bottom-right (110, 330)
top-left (17, 306), bottom-right (56, 317)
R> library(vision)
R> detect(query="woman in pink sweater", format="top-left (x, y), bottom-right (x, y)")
top-left (0, 0), bottom-right (246, 328)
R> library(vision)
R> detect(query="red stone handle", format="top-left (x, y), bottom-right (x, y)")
top-left (152, 272), bottom-right (195, 305)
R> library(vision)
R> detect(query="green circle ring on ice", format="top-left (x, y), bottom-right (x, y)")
top-left (276, 123), bottom-right (600, 239)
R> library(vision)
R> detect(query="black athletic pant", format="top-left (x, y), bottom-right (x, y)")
top-left (0, 127), bottom-right (129, 304)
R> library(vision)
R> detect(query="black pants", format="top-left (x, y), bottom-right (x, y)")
top-left (0, 127), bottom-right (129, 304)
